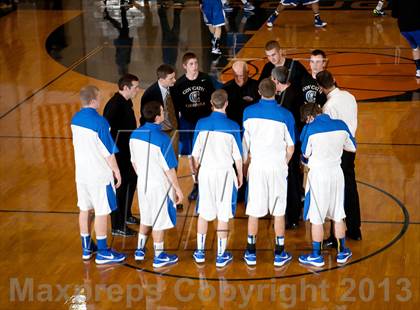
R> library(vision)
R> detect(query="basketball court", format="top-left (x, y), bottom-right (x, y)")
top-left (0, 0), bottom-right (419, 308)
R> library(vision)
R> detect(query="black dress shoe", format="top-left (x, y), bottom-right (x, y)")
top-left (126, 216), bottom-right (140, 225)
top-left (188, 183), bottom-right (199, 201)
top-left (176, 204), bottom-right (183, 210)
top-left (346, 230), bottom-right (362, 241)
top-left (112, 227), bottom-right (137, 237)
top-left (322, 236), bottom-right (338, 249)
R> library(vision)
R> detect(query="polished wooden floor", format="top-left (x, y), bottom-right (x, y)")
top-left (0, 1), bottom-right (419, 309)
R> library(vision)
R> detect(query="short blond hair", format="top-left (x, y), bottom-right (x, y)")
top-left (79, 85), bottom-right (99, 106)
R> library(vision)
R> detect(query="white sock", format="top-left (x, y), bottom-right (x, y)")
top-left (197, 233), bottom-right (206, 251)
top-left (247, 235), bottom-right (256, 244)
top-left (276, 236), bottom-right (285, 246)
top-left (376, 1), bottom-right (384, 10)
top-left (137, 234), bottom-right (148, 249)
top-left (217, 237), bottom-right (227, 256)
top-left (221, 0), bottom-right (227, 4)
top-left (154, 242), bottom-right (164, 257)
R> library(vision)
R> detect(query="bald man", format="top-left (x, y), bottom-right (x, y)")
top-left (223, 61), bottom-right (260, 127)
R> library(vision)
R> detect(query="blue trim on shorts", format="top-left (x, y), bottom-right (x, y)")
top-left (167, 196), bottom-right (177, 226)
top-left (303, 190), bottom-right (311, 221)
top-left (202, 0), bottom-right (225, 27)
top-left (401, 30), bottom-right (420, 49)
top-left (106, 183), bottom-right (117, 212)
top-left (231, 182), bottom-right (238, 216)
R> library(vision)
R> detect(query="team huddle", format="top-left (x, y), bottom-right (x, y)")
top-left (71, 41), bottom-right (360, 269)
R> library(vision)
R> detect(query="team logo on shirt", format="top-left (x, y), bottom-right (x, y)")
top-left (189, 91), bottom-right (200, 103)
top-left (305, 90), bottom-right (317, 103)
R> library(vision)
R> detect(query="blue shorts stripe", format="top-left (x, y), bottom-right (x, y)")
top-left (231, 182), bottom-right (238, 216)
top-left (167, 196), bottom-right (177, 226)
top-left (303, 190), bottom-right (311, 221)
top-left (106, 183), bottom-right (117, 212)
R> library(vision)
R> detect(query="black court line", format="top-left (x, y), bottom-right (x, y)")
top-left (0, 45), bottom-right (104, 121)
top-left (121, 180), bottom-right (410, 281)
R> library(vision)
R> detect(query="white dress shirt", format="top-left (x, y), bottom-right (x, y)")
top-left (322, 87), bottom-right (358, 137)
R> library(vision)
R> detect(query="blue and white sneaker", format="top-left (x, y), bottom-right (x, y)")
top-left (266, 13), bottom-right (277, 28)
top-left (337, 248), bottom-right (352, 264)
top-left (153, 252), bottom-right (178, 268)
top-left (216, 251), bottom-right (233, 268)
top-left (244, 250), bottom-right (256, 266)
top-left (95, 249), bottom-right (126, 265)
top-left (243, 2), bottom-right (255, 11)
top-left (314, 16), bottom-right (327, 28)
top-left (298, 253), bottom-right (325, 267)
top-left (82, 242), bottom-right (97, 260)
top-left (134, 248), bottom-right (146, 261)
top-left (193, 250), bottom-right (205, 263)
top-left (223, 3), bottom-right (233, 12)
top-left (274, 251), bottom-right (292, 267)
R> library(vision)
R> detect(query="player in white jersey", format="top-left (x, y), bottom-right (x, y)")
top-left (130, 101), bottom-right (184, 268)
top-left (242, 78), bottom-right (296, 267)
top-left (191, 89), bottom-right (243, 268)
top-left (298, 103), bottom-right (356, 267)
top-left (71, 85), bottom-right (126, 265)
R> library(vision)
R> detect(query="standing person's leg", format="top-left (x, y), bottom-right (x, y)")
top-left (266, 2), bottom-right (287, 28)
top-left (113, 172), bottom-right (136, 236)
top-left (134, 224), bottom-right (150, 260)
top-left (94, 214), bottom-right (126, 264)
top-left (152, 229), bottom-right (179, 268)
top-left (400, 31), bottom-right (420, 77)
top-left (273, 215), bottom-right (292, 266)
top-left (244, 216), bottom-right (258, 265)
top-left (216, 220), bottom-right (233, 267)
top-left (180, 118), bottom-right (198, 201)
top-left (193, 216), bottom-right (208, 263)
top-left (285, 151), bottom-right (301, 228)
top-left (334, 220), bottom-right (352, 263)
top-left (373, 0), bottom-right (386, 16)
top-left (298, 223), bottom-right (325, 267)
top-left (124, 167), bottom-right (139, 224)
top-left (272, 166), bottom-right (292, 266)
top-left (310, 1), bottom-right (327, 28)
top-left (79, 210), bottom-right (96, 260)
top-left (211, 26), bottom-right (222, 55)
top-left (299, 169), bottom-right (327, 267)
top-left (341, 151), bottom-right (361, 240)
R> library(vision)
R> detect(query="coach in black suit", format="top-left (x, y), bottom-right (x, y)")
top-left (141, 64), bottom-right (178, 137)
top-left (141, 64), bottom-right (182, 208)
